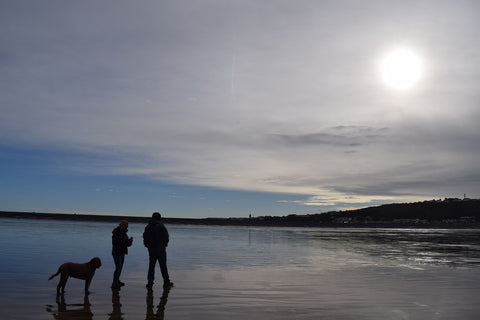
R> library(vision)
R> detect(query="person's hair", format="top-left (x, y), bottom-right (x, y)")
top-left (152, 212), bottom-right (161, 220)
top-left (119, 220), bottom-right (128, 229)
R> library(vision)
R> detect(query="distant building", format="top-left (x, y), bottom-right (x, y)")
top-left (444, 197), bottom-right (461, 202)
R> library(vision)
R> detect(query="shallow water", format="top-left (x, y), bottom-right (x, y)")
top-left (0, 218), bottom-right (479, 319)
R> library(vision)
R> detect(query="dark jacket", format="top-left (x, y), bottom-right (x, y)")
top-left (112, 226), bottom-right (133, 256)
top-left (147, 220), bottom-right (169, 248)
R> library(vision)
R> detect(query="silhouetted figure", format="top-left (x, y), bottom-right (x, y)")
top-left (144, 212), bottom-right (173, 288)
top-left (146, 286), bottom-right (171, 320)
top-left (111, 220), bottom-right (133, 289)
top-left (46, 293), bottom-right (93, 320)
top-left (108, 288), bottom-right (124, 320)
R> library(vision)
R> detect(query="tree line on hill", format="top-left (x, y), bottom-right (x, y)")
top-left (239, 198), bottom-right (480, 227)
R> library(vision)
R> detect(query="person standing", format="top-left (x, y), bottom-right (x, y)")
top-left (144, 212), bottom-right (173, 289)
top-left (111, 220), bottom-right (133, 289)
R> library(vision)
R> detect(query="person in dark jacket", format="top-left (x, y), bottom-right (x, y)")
top-left (145, 212), bottom-right (173, 289)
top-left (111, 220), bottom-right (133, 288)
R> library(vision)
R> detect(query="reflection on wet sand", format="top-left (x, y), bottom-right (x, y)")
top-left (302, 228), bottom-right (480, 267)
top-left (146, 287), bottom-right (171, 320)
top-left (46, 293), bottom-right (93, 320)
top-left (45, 285), bottom-right (172, 319)
top-left (3, 220), bottom-right (478, 319)
top-left (108, 288), bottom-right (123, 320)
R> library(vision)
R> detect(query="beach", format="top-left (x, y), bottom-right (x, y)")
top-left (1, 218), bottom-right (480, 319)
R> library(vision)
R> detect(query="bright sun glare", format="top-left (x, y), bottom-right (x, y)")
top-left (381, 48), bottom-right (422, 90)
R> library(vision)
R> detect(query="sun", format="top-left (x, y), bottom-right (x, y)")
top-left (381, 48), bottom-right (422, 90)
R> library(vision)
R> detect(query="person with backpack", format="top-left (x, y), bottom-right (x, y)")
top-left (143, 212), bottom-right (173, 289)
top-left (111, 220), bottom-right (133, 289)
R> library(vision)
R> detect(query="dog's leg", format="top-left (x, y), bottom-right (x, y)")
top-left (85, 276), bottom-right (92, 294)
top-left (58, 274), bottom-right (68, 293)
top-left (56, 292), bottom-right (65, 307)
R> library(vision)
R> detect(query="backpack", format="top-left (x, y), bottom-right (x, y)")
top-left (143, 223), bottom-right (156, 248)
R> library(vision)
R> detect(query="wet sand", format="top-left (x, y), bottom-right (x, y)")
top-left (1, 219), bottom-right (480, 319)
top-left (2, 264), bottom-right (480, 319)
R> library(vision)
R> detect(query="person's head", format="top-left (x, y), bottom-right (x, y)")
top-left (119, 220), bottom-right (129, 231)
top-left (152, 212), bottom-right (161, 220)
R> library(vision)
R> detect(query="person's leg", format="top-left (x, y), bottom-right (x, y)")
top-left (118, 255), bottom-right (125, 284)
top-left (159, 249), bottom-right (171, 286)
top-left (112, 255), bottom-right (123, 284)
top-left (147, 251), bottom-right (157, 286)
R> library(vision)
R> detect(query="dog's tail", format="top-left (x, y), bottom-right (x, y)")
top-left (48, 267), bottom-right (61, 280)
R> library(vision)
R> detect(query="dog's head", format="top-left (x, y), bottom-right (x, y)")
top-left (89, 257), bottom-right (102, 269)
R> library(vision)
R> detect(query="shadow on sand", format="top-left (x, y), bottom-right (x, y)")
top-left (46, 293), bottom-right (93, 320)
top-left (46, 286), bottom-right (172, 320)
top-left (146, 286), bottom-right (171, 320)
top-left (108, 287), bottom-right (123, 320)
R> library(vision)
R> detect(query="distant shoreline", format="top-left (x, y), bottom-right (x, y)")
top-left (2, 198), bottom-right (480, 228)
top-left (0, 211), bottom-right (187, 224)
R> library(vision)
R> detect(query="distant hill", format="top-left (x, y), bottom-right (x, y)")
top-left (247, 198), bottom-right (480, 227)
top-left (1, 198), bottom-right (480, 228)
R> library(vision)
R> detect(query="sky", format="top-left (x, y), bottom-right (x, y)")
top-left (1, 0), bottom-right (480, 218)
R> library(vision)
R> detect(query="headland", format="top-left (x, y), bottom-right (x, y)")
top-left (1, 198), bottom-right (480, 228)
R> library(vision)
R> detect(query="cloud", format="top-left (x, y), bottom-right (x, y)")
top-left (1, 0), bottom-right (480, 212)
top-left (269, 126), bottom-right (390, 148)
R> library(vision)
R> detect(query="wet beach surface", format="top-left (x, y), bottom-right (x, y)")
top-left (0, 218), bottom-right (480, 319)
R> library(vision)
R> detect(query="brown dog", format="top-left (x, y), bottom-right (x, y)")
top-left (48, 257), bottom-right (102, 294)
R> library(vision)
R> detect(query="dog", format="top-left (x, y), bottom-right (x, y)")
top-left (48, 257), bottom-right (102, 294)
